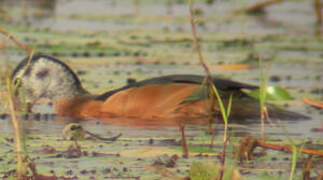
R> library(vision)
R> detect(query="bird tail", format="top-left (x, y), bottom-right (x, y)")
top-left (265, 105), bottom-right (311, 121)
top-left (227, 98), bottom-right (311, 122)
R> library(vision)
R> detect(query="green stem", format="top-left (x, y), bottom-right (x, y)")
top-left (6, 76), bottom-right (23, 180)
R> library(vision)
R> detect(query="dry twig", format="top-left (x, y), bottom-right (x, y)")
top-left (0, 27), bottom-right (31, 55)
top-left (314, 0), bottom-right (322, 25)
top-left (233, 0), bottom-right (283, 14)
top-left (303, 97), bottom-right (323, 109)
top-left (236, 136), bottom-right (323, 161)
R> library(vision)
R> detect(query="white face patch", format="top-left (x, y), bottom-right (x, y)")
top-left (12, 56), bottom-right (88, 103)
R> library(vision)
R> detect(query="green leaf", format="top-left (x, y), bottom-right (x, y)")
top-left (248, 86), bottom-right (293, 101)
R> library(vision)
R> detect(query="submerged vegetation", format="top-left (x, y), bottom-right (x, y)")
top-left (0, 0), bottom-right (322, 179)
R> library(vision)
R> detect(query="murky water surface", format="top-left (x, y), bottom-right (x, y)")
top-left (0, 0), bottom-right (322, 179)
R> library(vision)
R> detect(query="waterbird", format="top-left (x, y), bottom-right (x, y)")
top-left (11, 54), bottom-right (310, 126)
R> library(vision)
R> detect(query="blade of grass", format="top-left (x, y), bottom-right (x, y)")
top-left (0, 32), bottom-right (24, 179)
top-left (211, 84), bottom-right (232, 141)
top-left (5, 74), bottom-right (23, 180)
top-left (0, 25), bottom-right (34, 180)
top-left (188, 1), bottom-right (233, 180)
top-left (211, 84), bottom-right (232, 180)
top-left (278, 120), bottom-right (306, 180)
top-left (258, 56), bottom-right (269, 142)
top-left (289, 146), bottom-right (297, 180)
top-left (289, 141), bottom-right (306, 180)
top-left (226, 94), bottom-right (233, 118)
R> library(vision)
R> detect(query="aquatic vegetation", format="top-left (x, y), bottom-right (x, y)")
top-left (0, 0), bottom-right (322, 179)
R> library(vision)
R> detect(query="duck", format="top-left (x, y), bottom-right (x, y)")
top-left (11, 54), bottom-right (309, 126)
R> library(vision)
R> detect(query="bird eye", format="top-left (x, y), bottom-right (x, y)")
top-left (12, 78), bottom-right (22, 95)
top-left (13, 78), bottom-right (21, 87)
top-left (36, 69), bottom-right (49, 79)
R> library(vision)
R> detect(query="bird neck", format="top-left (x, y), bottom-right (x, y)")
top-left (54, 92), bottom-right (96, 118)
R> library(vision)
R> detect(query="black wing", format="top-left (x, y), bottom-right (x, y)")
top-left (95, 74), bottom-right (257, 101)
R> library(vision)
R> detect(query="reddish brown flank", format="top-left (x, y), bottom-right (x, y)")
top-left (11, 55), bottom-right (310, 127)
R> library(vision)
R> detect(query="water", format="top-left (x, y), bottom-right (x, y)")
top-left (0, 0), bottom-right (322, 178)
top-left (0, 0), bottom-right (321, 139)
